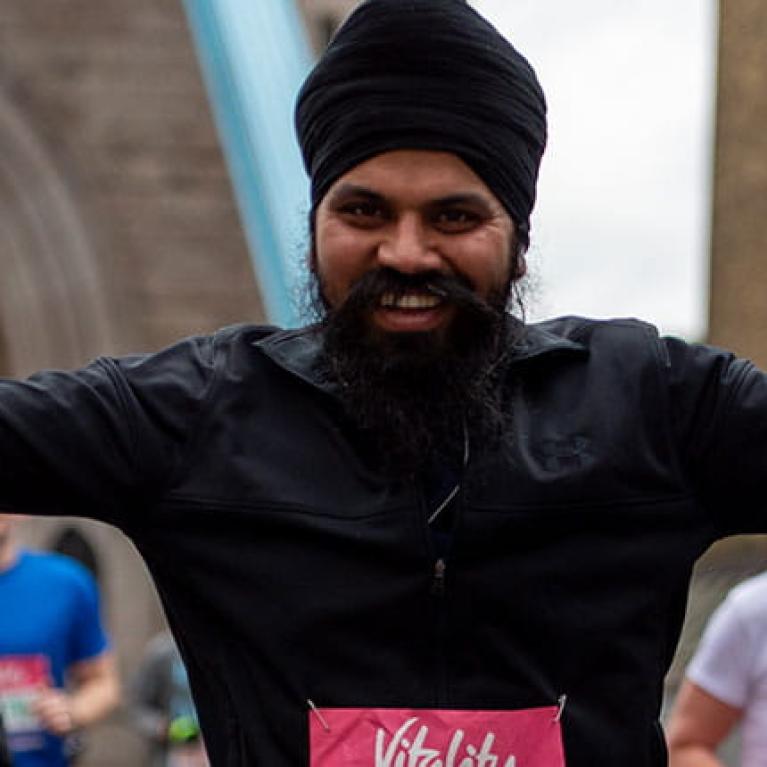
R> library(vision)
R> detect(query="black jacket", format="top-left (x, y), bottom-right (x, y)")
top-left (1, 317), bottom-right (766, 766)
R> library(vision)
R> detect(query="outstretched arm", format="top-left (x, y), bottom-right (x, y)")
top-left (0, 334), bottom-right (216, 523)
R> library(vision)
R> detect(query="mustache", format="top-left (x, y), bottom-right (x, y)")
top-left (338, 268), bottom-right (489, 313)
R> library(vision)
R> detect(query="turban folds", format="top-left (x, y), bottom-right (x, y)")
top-left (295, 0), bottom-right (548, 241)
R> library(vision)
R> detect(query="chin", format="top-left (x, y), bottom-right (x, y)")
top-left (367, 321), bottom-right (452, 358)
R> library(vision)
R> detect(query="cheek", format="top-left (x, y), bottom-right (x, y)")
top-left (460, 240), bottom-right (513, 292)
top-left (314, 234), bottom-right (368, 306)
top-left (317, 224), bottom-right (373, 271)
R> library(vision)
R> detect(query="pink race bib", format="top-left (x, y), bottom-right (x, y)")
top-left (309, 706), bottom-right (566, 767)
top-left (0, 655), bottom-right (50, 751)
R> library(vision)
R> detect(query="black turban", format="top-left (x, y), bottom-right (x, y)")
top-left (295, 0), bottom-right (548, 243)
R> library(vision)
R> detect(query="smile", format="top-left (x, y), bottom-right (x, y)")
top-left (379, 292), bottom-right (444, 310)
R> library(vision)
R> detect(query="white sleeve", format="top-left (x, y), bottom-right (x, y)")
top-left (686, 594), bottom-right (754, 709)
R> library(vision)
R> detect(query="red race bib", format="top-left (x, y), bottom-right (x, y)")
top-left (309, 706), bottom-right (566, 766)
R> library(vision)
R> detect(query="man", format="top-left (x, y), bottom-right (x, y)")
top-left (666, 573), bottom-right (767, 766)
top-left (0, 0), bottom-right (765, 764)
top-left (0, 515), bottom-right (119, 766)
top-left (129, 631), bottom-right (208, 767)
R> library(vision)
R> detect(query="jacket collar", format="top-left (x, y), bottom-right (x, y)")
top-left (509, 321), bottom-right (588, 362)
top-left (254, 318), bottom-right (587, 397)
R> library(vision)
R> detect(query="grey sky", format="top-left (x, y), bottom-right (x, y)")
top-left (473, 0), bottom-right (718, 339)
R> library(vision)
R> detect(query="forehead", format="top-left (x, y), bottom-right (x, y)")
top-left (324, 149), bottom-right (503, 206)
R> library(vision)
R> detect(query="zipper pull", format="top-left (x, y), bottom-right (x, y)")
top-left (431, 558), bottom-right (447, 596)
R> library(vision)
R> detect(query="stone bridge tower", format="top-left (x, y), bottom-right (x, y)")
top-left (708, 0), bottom-right (767, 366)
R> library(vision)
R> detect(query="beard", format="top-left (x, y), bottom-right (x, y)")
top-left (315, 267), bottom-right (524, 475)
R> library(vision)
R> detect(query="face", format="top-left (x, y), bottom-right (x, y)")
top-left (314, 150), bottom-right (519, 336)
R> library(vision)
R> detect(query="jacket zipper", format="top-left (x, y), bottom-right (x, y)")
top-left (431, 557), bottom-right (447, 596)
top-left (430, 553), bottom-right (450, 706)
top-left (420, 427), bottom-right (470, 708)
top-left (415, 474), bottom-right (451, 707)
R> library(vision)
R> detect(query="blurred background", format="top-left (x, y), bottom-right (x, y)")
top-left (0, 0), bottom-right (765, 763)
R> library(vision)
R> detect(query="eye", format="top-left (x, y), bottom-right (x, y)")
top-left (338, 200), bottom-right (386, 226)
top-left (433, 208), bottom-right (480, 233)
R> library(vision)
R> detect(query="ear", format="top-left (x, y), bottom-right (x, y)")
top-left (514, 252), bottom-right (527, 281)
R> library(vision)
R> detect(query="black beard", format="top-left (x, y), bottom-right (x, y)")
top-left (317, 268), bottom-right (523, 475)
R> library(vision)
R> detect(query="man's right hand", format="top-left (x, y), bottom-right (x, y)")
top-left (31, 688), bottom-right (76, 736)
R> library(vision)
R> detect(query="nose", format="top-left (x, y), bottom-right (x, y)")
top-left (377, 213), bottom-right (442, 274)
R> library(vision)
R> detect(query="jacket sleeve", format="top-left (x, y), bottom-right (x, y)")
top-left (0, 335), bottom-right (217, 525)
top-left (664, 336), bottom-right (767, 535)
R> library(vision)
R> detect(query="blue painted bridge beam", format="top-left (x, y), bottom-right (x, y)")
top-left (182, 0), bottom-right (314, 328)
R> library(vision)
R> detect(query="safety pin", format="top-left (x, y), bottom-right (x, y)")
top-left (307, 699), bottom-right (331, 732)
top-left (553, 694), bottom-right (567, 723)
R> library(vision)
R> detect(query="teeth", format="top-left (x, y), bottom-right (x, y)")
top-left (380, 292), bottom-right (443, 309)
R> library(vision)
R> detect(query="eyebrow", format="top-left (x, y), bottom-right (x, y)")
top-left (430, 192), bottom-right (495, 210)
top-left (327, 184), bottom-right (495, 211)
top-left (326, 184), bottom-right (384, 204)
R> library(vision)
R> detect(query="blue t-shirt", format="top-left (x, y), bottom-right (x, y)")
top-left (0, 550), bottom-right (109, 767)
